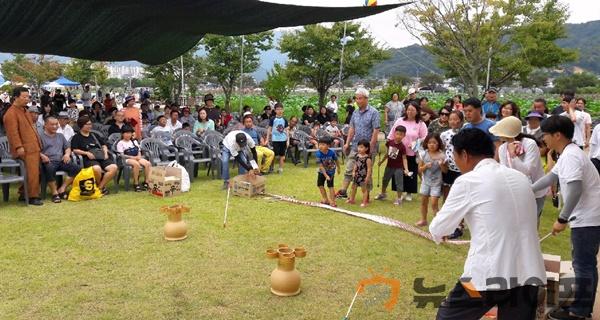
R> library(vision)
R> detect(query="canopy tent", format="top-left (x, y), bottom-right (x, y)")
top-left (0, 0), bottom-right (407, 65)
top-left (43, 81), bottom-right (65, 89)
top-left (54, 76), bottom-right (80, 87)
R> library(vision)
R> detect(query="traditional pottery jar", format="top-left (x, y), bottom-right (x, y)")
top-left (266, 244), bottom-right (307, 296)
top-left (160, 205), bottom-right (190, 241)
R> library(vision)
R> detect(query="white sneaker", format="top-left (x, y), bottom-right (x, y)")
top-left (403, 194), bottom-right (413, 202)
top-left (393, 199), bottom-right (402, 205)
top-left (278, 168), bottom-right (283, 174)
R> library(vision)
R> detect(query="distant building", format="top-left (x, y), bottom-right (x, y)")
top-left (107, 64), bottom-right (145, 79)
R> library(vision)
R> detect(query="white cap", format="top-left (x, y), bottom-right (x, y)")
top-left (408, 88), bottom-right (417, 95)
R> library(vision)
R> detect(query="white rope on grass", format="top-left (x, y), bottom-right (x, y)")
top-left (265, 193), bottom-right (471, 246)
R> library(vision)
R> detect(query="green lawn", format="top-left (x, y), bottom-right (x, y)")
top-left (0, 157), bottom-right (571, 319)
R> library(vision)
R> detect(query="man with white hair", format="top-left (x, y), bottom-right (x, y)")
top-left (336, 88), bottom-right (380, 199)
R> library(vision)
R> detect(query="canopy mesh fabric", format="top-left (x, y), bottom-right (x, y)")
top-left (0, 0), bottom-right (406, 65)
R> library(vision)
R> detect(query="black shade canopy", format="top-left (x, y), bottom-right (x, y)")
top-left (0, 0), bottom-right (406, 65)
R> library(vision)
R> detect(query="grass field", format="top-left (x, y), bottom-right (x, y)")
top-left (0, 155), bottom-right (572, 319)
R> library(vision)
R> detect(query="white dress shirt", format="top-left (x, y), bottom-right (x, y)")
top-left (498, 138), bottom-right (547, 198)
top-left (166, 119), bottom-right (182, 131)
top-left (430, 159), bottom-right (546, 291)
top-left (57, 124), bottom-right (75, 142)
top-left (326, 100), bottom-right (338, 114)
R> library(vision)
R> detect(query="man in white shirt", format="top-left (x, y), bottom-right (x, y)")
top-left (221, 130), bottom-right (258, 189)
top-left (56, 111), bottom-right (75, 142)
top-left (560, 97), bottom-right (586, 148)
top-left (166, 110), bottom-right (182, 132)
top-left (326, 94), bottom-right (338, 114)
top-left (575, 98), bottom-right (592, 148)
top-left (151, 115), bottom-right (174, 146)
top-left (430, 128), bottom-right (546, 319)
top-left (532, 116), bottom-right (600, 320)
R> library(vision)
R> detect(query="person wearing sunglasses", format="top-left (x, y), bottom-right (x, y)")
top-left (428, 106), bottom-right (452, 135)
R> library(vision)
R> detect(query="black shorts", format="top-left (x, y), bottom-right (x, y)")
top-left (42, 160), bottom-right (81, 182)
top-left (442, 170), bottom-right (461, 186)
top-left (272, 141), bottom-right (287, 157)
top-left (83, 158), bottom-right (115, 170)
top-left (317, 172), bottom-right (334, 188)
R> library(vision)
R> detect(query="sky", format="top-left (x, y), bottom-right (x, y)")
top-left (267, 0), bottom-right (600, 48)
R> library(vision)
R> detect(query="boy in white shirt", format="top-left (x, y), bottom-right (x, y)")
top-left (533, 115), bottom-right (600, 320)
top-left (560, 97), bottom-right (586, 148)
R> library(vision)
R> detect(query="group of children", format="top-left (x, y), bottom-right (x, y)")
top-left (314, 111), bottom-right (467, 231)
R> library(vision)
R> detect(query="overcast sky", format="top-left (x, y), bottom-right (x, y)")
top-left (267, 0), bottom-right (600, 48)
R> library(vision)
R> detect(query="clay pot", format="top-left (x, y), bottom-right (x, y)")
top-left (267, 244), bottom-right (307, 297)
top-left (160, 205), bottom-right (190, 241)
top-left (266, 249), bottom-right (279, 258)
top-left (294, 247), bottom-right (306, 258)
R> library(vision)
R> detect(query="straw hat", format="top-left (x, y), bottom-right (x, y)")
top-left (489, 116), bottom-right (522, 138)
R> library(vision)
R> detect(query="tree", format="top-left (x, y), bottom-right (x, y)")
top-left (1, 54), bottom-right (63, 90)
top-left (263, 63), bottom-right (297, 103)
top-left (388, 74), bottom-right (413, 86)
top-left (279, 22), bottom-right (389, 106)
top-left (364, 78), bottom-right (381, 90)
top-left (64, 59), bottom-right (109, 85)
top-left (553, 72), bottom-right (599, 93)
top-left (201, 33), bottom-right (273, 111)
top-left (102, 78), bottom-right (127, 88)
top-left (401, 0), bottom-right (577, 97)
top-left (419, 72), bottom-right (444, 89)
top-left (520, 69), bottom-right (549, 88)
top-left (145, 45), bottom-right (204, 102)
top-left (379, 79), bottom-right (407, 108)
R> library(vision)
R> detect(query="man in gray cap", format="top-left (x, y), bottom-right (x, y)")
top-left (27, 104), bottom-right (43, 134)
top-left (56, 111), bottom-right (75, 141)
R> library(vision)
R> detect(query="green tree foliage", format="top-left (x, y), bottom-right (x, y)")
top-left (201, 33), bottom-right (273, 110)
top-left (263, 63), bottom-right (296, 103)
top-left (520, 69), bottom-right (550, 88)
top-left (145, 45), bottom-right (204, 102)
top-left (279, 22), bottom-right (389, 106)
top-left (402, 0), bottom-right (577, 97)
top-left (419, 72), bottom-right (444, 89)
top-left (379, 79), bottom-right (407, 109)
top-left (64, 59), bottom-right (108, 85)
top-left (553, 72), bottom-right (599, 93)
top-left (1, 54), bottom-right (63, 90)
top-left (102, 78), bottom-right (126, 88)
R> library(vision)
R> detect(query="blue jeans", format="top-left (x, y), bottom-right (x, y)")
top-left (569, 226), bottom-right (600, 317)
top-left (221, 147), bottom-right (247, 183)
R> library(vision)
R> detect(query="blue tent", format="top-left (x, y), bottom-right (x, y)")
top-left (54, 76), bottom-right (80, 87)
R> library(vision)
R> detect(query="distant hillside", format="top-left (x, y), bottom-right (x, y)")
top-left (370, 44), bottom-right (441, 78)
top-left (557, 20), bottom-right (600, 73)
top-left (370, 20), bottom-right (600, 78)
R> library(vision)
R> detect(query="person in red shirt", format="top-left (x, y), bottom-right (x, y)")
top-left (221, 109), bottom-right (233, 127)
top-left (103, 94), bottom-right (114, 113)
top-left (375, 125), bottom-right (410, 205)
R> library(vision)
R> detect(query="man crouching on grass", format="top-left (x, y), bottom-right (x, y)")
top-left (429, 128), bottom-right (546, 320)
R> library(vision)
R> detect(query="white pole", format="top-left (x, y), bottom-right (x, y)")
top-left (485, 46), bottom-right (492, 91)
top-left (223, 186), bottom-right (231, 228)
top-left (180, 55), bottom-right (185, 105)
top-left (338, 22), bottom-right (348, 94)
top-left (343, 287), bottom-right (360, 320)
top-left (239, 35), bottom-right (245, 113)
